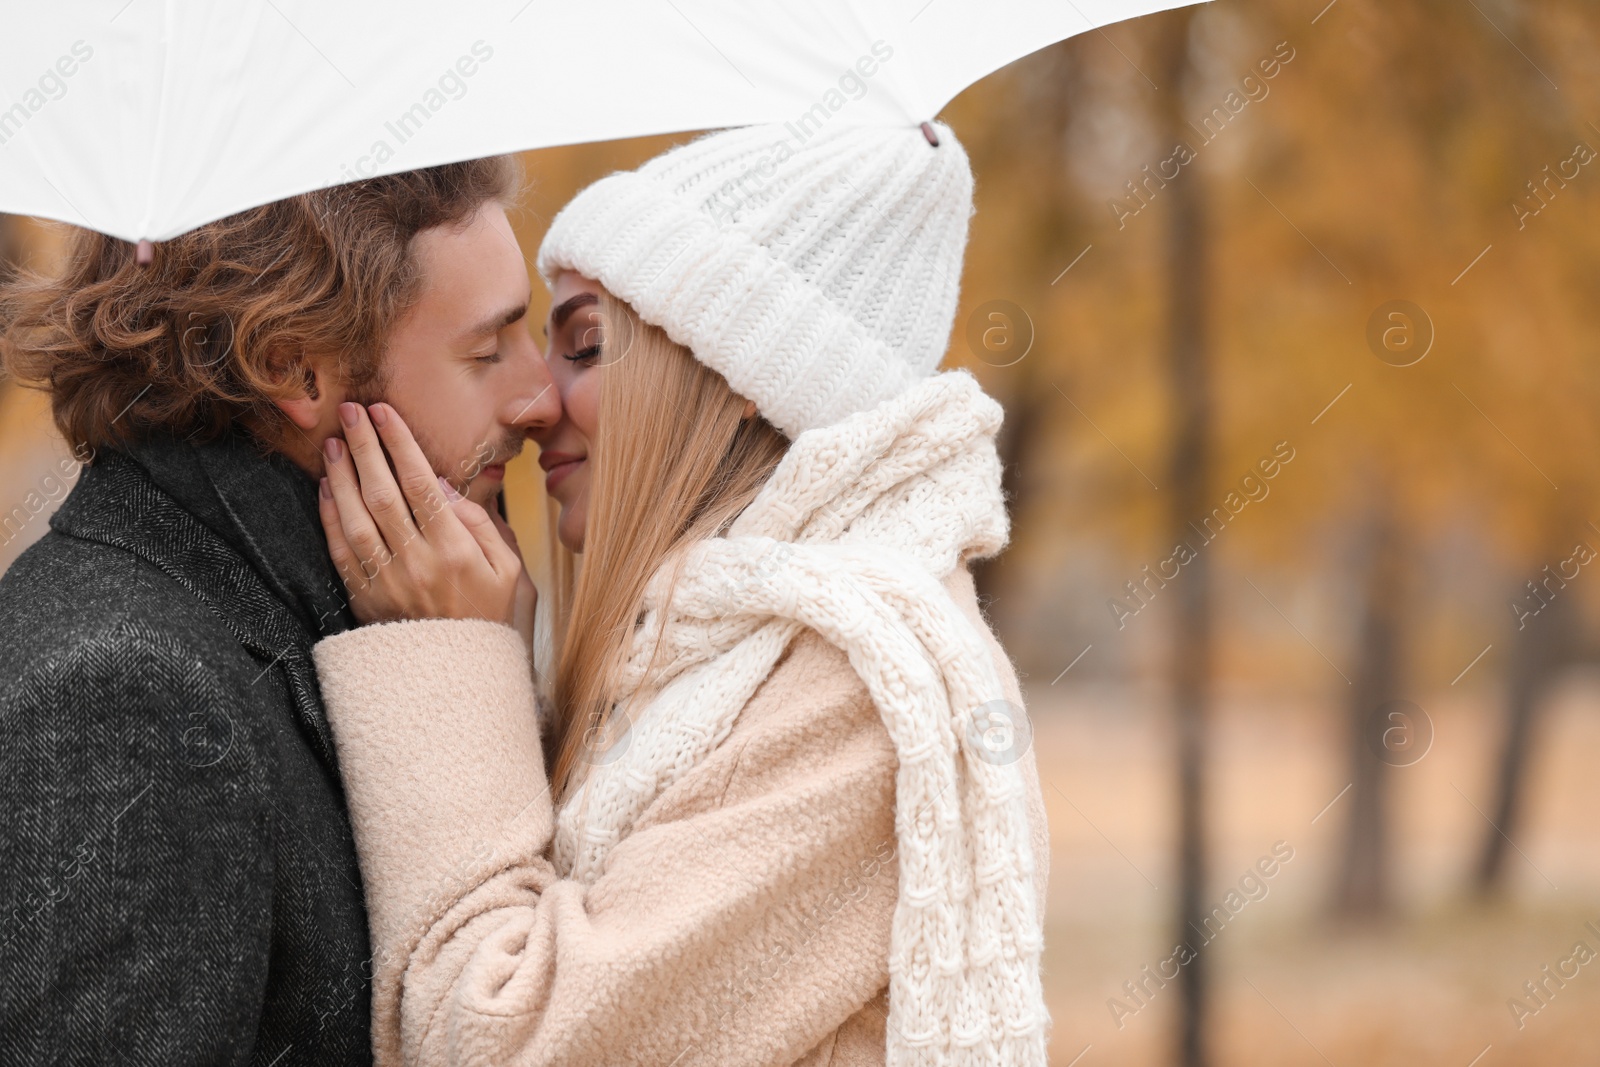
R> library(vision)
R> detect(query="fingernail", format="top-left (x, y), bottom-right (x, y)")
top-left (319, 476), bottom-right (331, 500)
top-left (339, 402), bottom-right (359, 428)
top-left (368, 403), bottom-right (387, 428)
top-left (324, 437), bottom-right (343, 463)
top-left (437, 476), bottom-right (462, 502)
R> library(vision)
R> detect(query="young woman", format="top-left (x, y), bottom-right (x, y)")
top-left (313, 122), bottom-right (1050, 1067)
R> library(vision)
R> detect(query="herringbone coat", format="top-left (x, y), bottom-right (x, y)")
top-left (0, 436), bottom-right (372, 1067)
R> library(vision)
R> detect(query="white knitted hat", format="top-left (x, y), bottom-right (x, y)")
top-left (537, 121), bottom-right (974, 438)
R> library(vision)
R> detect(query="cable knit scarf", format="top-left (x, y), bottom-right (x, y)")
top-left (552, 370), bottom-right (1048, 1065)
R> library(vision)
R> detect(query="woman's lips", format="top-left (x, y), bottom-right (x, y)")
top-left (544, 457), bottom-right (583, 493)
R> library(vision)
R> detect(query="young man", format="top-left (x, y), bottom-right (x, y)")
top-left (0, 158), bottom-right (558, 1065)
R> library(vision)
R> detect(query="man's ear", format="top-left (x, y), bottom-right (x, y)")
top-left (273, 351), bottom-right (342, 432)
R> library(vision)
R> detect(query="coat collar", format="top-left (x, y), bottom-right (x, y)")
top-left (125, 431), bottom-right (353, 640)
top-left (51, 435), bottom-right (355, 772)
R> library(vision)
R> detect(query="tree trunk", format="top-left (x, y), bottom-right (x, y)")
top-left (1332, 491), bottom-right (1406, 917)
top-left (971, 369), bottom-right (1044, 613)
top-left (1474, 546), bottom-right (1576, 893)
top-left (1154, 12), bottom-right (1212, 1067)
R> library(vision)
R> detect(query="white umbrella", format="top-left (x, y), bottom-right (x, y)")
top-left (0, 0), bottom-right (1203, 244)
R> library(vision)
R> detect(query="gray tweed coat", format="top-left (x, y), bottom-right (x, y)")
top-left (0, 433), bottom-right (372, 1066)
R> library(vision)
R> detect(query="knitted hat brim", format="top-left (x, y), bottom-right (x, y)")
top-left (538, 170), bottom-right (919, 439)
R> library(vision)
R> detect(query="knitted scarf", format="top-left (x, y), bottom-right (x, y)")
top-left (552, 370), bottom-right (1049, 1065)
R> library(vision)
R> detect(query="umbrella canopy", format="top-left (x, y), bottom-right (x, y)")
top-left (1, 0), bottom-right (1202, 242)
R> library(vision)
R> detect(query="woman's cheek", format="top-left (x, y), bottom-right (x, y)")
top-left (560, 480), bottom-right (589, 553)
top-left (567, 367), bottom-right (602, 440)
top-left (570, 465), bottom-right (591, 525)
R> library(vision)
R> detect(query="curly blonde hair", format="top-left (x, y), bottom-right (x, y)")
top-left (0, 157), bottom-right (517, 455)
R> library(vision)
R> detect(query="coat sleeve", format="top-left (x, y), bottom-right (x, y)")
top-left (0, 622), bottom-right (273, 1066)
top-left (315, 619), bottom-right (901, 1067)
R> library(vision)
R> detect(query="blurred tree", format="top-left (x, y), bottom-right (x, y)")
top-left (951, 38), bottom-right (1098, 623)
top-left (973, 372), bottom-right (1046, 611)
top-left (1476, 526), bottom-right (1584, 894)
top-left (1333, 480), bottom-right (1405, 917)
top-left (1152, 10), bottom-right (1215, 1066)
top-left (942, 3), bottom-right (1600, 1045)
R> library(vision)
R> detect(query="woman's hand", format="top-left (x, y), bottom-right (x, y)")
top-left (318, 401), bottom-right (528, 628)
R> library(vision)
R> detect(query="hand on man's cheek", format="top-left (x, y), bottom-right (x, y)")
top-left (367, 202), bottom-right (557, 511)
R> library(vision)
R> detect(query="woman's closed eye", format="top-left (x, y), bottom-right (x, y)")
top-left (566, 344), bottom-right (601, 364)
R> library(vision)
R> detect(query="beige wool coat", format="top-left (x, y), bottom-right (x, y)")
top-left (313, 566), bottom-right (1050, 1067)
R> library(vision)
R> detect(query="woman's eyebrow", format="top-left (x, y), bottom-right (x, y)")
top-left (550, 292), bottom-right (599, 330)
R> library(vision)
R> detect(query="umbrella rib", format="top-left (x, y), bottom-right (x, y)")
top-left (661, 0), bottom-right (756, 89)
top-left (263, 0), bottom-right (357, 89)
top-left (33, 171), bottom-right (90, 227)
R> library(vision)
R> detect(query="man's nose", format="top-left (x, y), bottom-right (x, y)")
top-left (505, 339), bottom-right (562, 432)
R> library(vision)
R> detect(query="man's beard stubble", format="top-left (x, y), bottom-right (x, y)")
top-left (343, 376), bottom-right (524, 504)
top-left (389, 403), bottom-right (525, 504)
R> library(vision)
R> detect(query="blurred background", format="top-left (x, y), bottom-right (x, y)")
top-left (5, 0), bottom-right (1600, 1063)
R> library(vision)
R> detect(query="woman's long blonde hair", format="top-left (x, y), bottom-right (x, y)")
top-left (547, 290), bottom-right (790, 800)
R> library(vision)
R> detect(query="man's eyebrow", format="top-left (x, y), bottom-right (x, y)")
top-left (550, 292), bottom-right (599, 331)
top-left (465, 302), bottom-right (528, 341)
